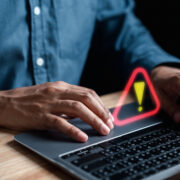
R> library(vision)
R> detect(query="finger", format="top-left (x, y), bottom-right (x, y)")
top-left (47, 114), bottom-right (88, 142)
top-left (69, 85), bottom-right (113, 120)
top-left (52, 82), bottom-right (113, 123)
top-left (156, 88), bottom-right (180, 123)
top-left (54, 82), bottom-right (111, 119)
top-left (61, 88), bottom-right (112, 126)
top-left (51, 100), bottom-right (112, 135)
top-left (60, 114), bottom-right (75, 120)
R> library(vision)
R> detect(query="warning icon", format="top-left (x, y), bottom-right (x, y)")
top-left (113, 67), bottom-right (160, 127)
top-left (133, 81), bottom-right (146, 112)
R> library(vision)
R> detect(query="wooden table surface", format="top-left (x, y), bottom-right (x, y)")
top-left (0, 91), bottom-right (179, 180)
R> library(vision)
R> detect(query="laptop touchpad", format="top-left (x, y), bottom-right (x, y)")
top-left (14, 103), bottom-right (167, 159)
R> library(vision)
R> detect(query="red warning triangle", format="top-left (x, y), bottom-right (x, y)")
top-left (113, 67), bottom-right (160, 126)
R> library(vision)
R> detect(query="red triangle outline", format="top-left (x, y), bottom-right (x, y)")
top-left (113, 67), bottom-right (160, 126)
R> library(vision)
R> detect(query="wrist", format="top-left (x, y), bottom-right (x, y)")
top-left (151, 65), bottom-right (163, 80)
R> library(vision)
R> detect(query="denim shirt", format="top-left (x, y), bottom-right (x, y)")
top-left (0, 0), bottom-right (179, 90)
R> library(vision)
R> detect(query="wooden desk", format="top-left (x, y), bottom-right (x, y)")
top-left (0, 91), bottom-right (179, 180)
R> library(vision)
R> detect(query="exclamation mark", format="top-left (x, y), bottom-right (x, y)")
top-left (133, 81), bottom-right (146, 112)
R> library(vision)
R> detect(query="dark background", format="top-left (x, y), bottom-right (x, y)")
top-left (135, 0), bottom-right (180, 58)
top-left (80, 0), bottom-right (180, 95)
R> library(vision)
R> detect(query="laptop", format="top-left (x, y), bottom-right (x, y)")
top-left (14, 102), bottom-right (180, 180)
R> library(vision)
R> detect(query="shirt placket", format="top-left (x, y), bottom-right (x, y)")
top-left (29, 0), bottom-right (48, 84)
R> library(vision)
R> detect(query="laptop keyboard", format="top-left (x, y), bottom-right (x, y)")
top-left (61, 125), bottom-right (180, 180)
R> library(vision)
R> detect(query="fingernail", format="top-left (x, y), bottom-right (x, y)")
top-left (174, 112), bottom-right (180, 122)
top-left (77, 131), bottom-right (88, 142)
top-left (100, 124), bottom-right (110, 135)
top-left (109, 112), bottom-right (114, 122)
top-left (107, 119), bottom-right (114, 130)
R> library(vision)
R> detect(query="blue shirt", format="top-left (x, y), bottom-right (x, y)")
top-left (0, 0), bottom-right (179, 90)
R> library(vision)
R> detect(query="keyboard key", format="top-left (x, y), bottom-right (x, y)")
top-left (109, 171), bottom-right (129, 180)
top-left (81, 159), bottom-right (108, 172)
top-left (60, 125), bottom-right (180, 180)
top-left (72, 152), bottom-right (104, 166)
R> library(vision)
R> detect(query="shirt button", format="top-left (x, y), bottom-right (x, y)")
top-left (36, 58), bottom-right (44, 66)
top-left (34, 6), bottom-right (41, 15)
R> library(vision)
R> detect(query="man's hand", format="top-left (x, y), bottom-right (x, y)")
top-left (151, 66), bottom-right (180, 123)
top-left (0, 81), bottom-right (114, 142)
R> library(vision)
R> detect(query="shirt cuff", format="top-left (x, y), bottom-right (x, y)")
top-left (134, 51), bottom-right (180, 74)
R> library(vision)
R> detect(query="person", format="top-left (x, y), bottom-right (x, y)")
top-left (0, 0), bottom-right (180, 142)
